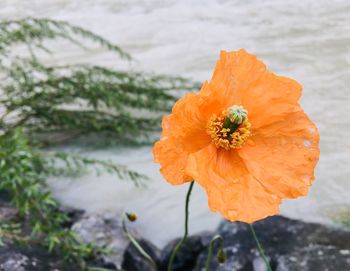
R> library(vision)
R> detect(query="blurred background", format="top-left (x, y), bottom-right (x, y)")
top-left (1, 0), bottom-right (350, 250)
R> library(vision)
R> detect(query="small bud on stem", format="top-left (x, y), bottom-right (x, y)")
top-left (216, 248), bottom-right (227, 264)
top-left (126, 212), bottom-right (137, 222)
top-left (205, 234), bottom-right (225, 271)
top-left (122, 213), bottom-right (158, 271)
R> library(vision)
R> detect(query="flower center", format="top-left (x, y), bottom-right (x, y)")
top-left (207, 105), bottom-right (251, 150)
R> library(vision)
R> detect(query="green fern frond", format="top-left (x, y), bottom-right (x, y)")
top-left (0, 58), bottom-right (199, 144)
top-left (47, 151), bottom-right (148, 187)
top-left (0, 18), bottom-right (200, 268)
top-left (0, 17), bottom-right (131, 59)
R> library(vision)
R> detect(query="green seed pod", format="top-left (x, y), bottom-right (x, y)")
top-left (226, 105), bottom-right (248, 125)
top-left (217, 248), bottom-right (227, 264)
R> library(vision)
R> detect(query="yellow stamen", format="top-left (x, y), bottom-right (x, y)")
top-left (207, 106), bottom-right (251, 150)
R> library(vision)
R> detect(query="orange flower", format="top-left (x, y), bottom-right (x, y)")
top-left (153, 49), bottom-right (320, 223)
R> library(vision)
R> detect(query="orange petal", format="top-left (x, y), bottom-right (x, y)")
top-left (168, 92), bottom-right (211, 153)
top-left (209, 49), bottom-right (267, 103)
top-left (153, 116), bottom-right (193, 185)
top-left (208, 49), bottom-right (302, 129)
top-left (197, 49), bottom-right (267, 119)
top-left (186, 144), bottom-right (282, 223)
top-left (238, 110), bottom-right (320, 198)
top-left (241, 72), bottom-right (302, 129)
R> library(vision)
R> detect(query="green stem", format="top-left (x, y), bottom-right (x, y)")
top-left (167, 181), bottom-right (195, 271)
top-left (205, 234), bottom-right (224, 271)
top-left (122, 214), bottom-right (158, 271)
top-left (249, 224), bottom-right (272, 271)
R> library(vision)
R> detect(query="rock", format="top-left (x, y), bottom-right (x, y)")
top-left (194, 246), bottom-right (254, 271)
top-left (160, 233), bottom-right (213, 271)
top-left (3, 203), bottom-right (350, 271)
top-left (0, 244), bottom-right (78, 271)
top-left (0, 199), bottom-right (18, 221)
top-left (217, 215), bottom-right (350, 259)
top-left (59, 206), bottom-right (85, 228)
top-left (276, 245), bottom-right (350, 271)
top-left (0, 252), bottom-right (29, 271)
top-left (122, 238), bottom-right (161, 271)
top-left (0, 206), bottom-right (18, 221)
top-left (72, 213), bottom-right (138, 270)
top-left (0, 204), bottom-right (19, 245)
top-left (194, 216), bottom-right (350, 271)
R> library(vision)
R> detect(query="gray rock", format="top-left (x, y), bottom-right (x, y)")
top-left (0, 206), bottom-right (18, 221)
top-left (0, 244), bottom-right (78, 271)
top-left (122, 238), bottom-right (161, 271)
top-left (276, 245), bottom-right (350, 271)
top-left (72, 213), bottom-right (138, 270)
top-left (59, 206), bottom-right (85, 228)
top-left (218, 216), bottom-right (350, 254)
top-left (0, 198), bottom-right (18, 222)
top-left (194, 246), bottom-right (254, 271)
top-left (0, 252), bottom-right (29, 271)
top-left (0, 200), bottom-right (79, 271)
top-left (161, 233), bottom-right (213, 271)
top-left (194, 216), bottom-right (350, 271)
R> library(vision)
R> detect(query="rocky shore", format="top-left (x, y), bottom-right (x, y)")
top-left (1, 203), bottom-right (350, 271)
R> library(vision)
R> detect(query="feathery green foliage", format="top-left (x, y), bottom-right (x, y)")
top-left (1, 60), bottom-right (193, 144)
top-left (0, 17), bottom-right (199, 269)
top-left (0, 130), bottom-right (105, 267)
top-left (0, 18), bottom-right (198, 145)
top-left (48, 151), bottom-right (147, 187)
top-left (0, 17), bottom-right (130, 59)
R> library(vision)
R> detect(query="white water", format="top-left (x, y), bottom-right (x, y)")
top-left (2, 0), bottom-right (350, 247)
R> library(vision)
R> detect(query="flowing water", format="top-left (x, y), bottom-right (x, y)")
top-left (2, 0), bottom-right (350, 247)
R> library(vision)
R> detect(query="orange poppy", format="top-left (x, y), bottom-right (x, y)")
top-left (153, 49), bottom-right (320, 223)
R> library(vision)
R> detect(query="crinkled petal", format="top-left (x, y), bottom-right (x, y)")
top-left (167, 92), bottom-right (211, 153)
top-left (153, 116), bottom-right (192, 185)
top-left (186, 144), bottom-right (282, 223)
top-left (238, 110), bottom-right (320, 198)
top-left (208, 49), bottom-right (302, 129)
top-left (197, 49), bottom-right (266, 119)
top-left (241, 72), bottom-right (302, 129)
top-left (153, 49), bottom-right (320, 223)
top-left (209, 49), bottom-right (267, 103)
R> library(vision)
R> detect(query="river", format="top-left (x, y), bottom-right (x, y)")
top-left (1, 0), bottom-right (350, 247)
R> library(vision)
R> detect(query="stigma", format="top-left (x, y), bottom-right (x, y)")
top-left (207, 105), bottom-right (251, 150)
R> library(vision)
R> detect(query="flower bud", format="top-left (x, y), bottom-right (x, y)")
top-left (126, 212), bottom-right (137, 222)
top-left (217, 248), bottom-right (227, 264)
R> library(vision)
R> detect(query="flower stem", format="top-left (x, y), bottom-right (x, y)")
top-left (167, 181), bottom-right (195, 271)
top-left (122, 214), bottom-right (158, 271)
top-left (249, 224), bottom-right (272, 271)
top-left (205, 234), bottom-right (224, 271)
